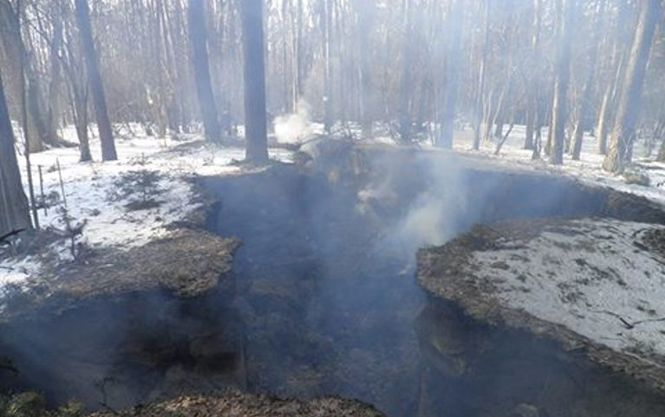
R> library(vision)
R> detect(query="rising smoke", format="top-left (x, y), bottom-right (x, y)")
top-left (273, 100), bottom-right (315, 144)
top-left (358, 152), bottom-right (471, 254)
top-left (394, 156), bottom-right (469, 248)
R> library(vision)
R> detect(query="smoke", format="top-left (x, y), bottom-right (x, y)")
top-left (358, 153), bottom-right (470, 253)
top-left (273, 100), bottom-right (314, 144)
top-left (395, 156), bottom-right (468, 248)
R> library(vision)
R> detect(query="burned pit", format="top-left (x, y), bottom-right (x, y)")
top-left (1, 148), bottom-right (665, 417)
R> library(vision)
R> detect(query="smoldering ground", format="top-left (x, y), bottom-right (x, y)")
top-left (1, 149), bottom-right (664, 416)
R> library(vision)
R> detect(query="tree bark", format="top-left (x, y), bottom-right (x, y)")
top-left (473, 0), bottom-right (490, 150)
top-left (241, 0), bottom-right (269, 163)
top-left (597, 1), bottom-right (632, 156)
top-left (655, 117), bottom-right (665, 161)
top-left (596, 81), bottom-right (613, 155)
top-left (435, 0), bottom-right (463, 149)
top-left (47, 11), bottom-right (64, 145)
top-left (0, 0), bottom-right (45, 153)
top-left (62, 13), bottom-right (92, 161)
top-left (322, 0), bottom-right (333, 134)
top-left (525, 0), bottom-right (543, 150)
top-left (357, 0), bottom-right (375, 139)
top-left (75, 0), bottom-right (117, 161)
top-left (398, 0), bottom-right (415, 143)
top-left (572, 1), bottom-right (604, 161)
top-left (603, 0), bottom-right (661, 173)
top-left (0, 69), bottom-right (31, 236)
top-left (188, 0), bottom-right (221, 143)
top-left (549, 0), bottom-right (575, 165)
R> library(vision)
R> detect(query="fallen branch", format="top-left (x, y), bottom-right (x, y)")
top-left (0, 229), bottom-right (25, 245)
top-left (592, 309), bottom-right (665, 330)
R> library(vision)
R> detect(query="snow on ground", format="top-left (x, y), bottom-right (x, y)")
top-left (472, 219), bottom-right (665, 359)
top-left (0, 125), bottom-right (293, 290)
top-left (366, 123), bottom-right (665, 204)
top-left (343, 122), bottom-right (665, 206)
top-left (449, 125), bottom-right (665, 206)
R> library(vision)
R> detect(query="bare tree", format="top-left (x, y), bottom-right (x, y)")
top-left (398, 0), bottom-right (415, 143)
top-left (571, 0), bottom-right (605, 161)
top-left (524, 0), bottom-right (542, 151)
top-left (549, 0), bottom-right (575, 165)
top-left (62, 4), bottom-right (92, 162)
top-left (75, 0), bottom-right (117, 161)
top-left (435, 0), bottom-right (463, 149)
top-left (603, 0), bottom-right (662, 173)
top-left (241, 0), bottom-right (269, 163)
top-left (322, 0), bottom-right (333, 134)
top-left (0, 69), bottom-right (31, 237)
top-left (188, 0), bottom-right (221, 143)
top-left (0, 0), bottom-right (46, 152)
top-left (473, 0), bottom-right (491, 150)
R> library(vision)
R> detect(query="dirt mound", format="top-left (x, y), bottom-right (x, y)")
top-left (1, 229), bottom-right (238, 320)
top-left (90, 391), bottom-right (385, 417)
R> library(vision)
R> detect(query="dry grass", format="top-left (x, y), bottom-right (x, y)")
top-left (90, 391), bottom-right (384, 417)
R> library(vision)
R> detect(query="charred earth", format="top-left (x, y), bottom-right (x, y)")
top-left (1, 146), bottom-right (665, 417)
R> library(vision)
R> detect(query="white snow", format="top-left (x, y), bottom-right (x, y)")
top-left (321, 122), bottom-right (665, 205)
top-left (472, 219), bottom-right (665, 359)
top-left (1, 126), bottom-right (293, 290)
top-left (450, 125), bottom-right (665, 206)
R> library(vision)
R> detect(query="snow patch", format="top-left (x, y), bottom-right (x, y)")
top-left (473, 219), bottom-right (665, 359)
top-left (1, 128), bottom-right (294, 291)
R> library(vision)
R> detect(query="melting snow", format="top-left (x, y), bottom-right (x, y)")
top-left (451, 125), bottom-right (665, 206)
top-left (0, 126), bottom-right (293, 290)
top-left (473, 219), bottom-right (665, 359)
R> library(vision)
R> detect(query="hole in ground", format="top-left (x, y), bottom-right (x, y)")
top-left (1, 151), bottom-right (664, 416)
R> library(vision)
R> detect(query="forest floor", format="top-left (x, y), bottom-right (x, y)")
top-left (450, 125), bottom-right (665, 205)
top-left (90, 391), bottom-right (385, 417)
top-left (418, 217), bottom-right (665, 394)
top-left (413, 126), bottom-right (665, 396)
top-left (3, 123), bottom-right (665, 304)
top-left (2, 124), bottom-right (665, 416)
top-left (0, 126), bottom-right (292, 308)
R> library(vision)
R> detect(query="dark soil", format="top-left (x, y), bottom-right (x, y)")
top-left (641, 228), bottom-right (665, 260)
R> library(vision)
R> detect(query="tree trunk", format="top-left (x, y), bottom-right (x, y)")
top-left (572, 1), bottom-right (603, 161)
top-left (525, 107), bottom-right (535, 150)
top-left (525, 0), bottom-right (543, 150)
top-left (473, 0), bottom-right (490, 150)
top-left (72, 85), bottom-right (91, 162)
top-left (25, 69), bottom-right (49, 149)
top-left (0, 0), bottom-right (44, 153)
top-left (435, 0), bottom-right (462, 149)
top-left (75, 0), bottom-right (117, 161)
top-left (549, 0), bottom-right (575, 165)
top-left (322, 0), bottom-right (333, 134)
top-left (658, 135), bottom-right (665, 162)
top-left (357, 1), bottom-right (375, 139)
top-left (596, 82), bottom-right (613, 155)
top-left (603, 0), bottom-right (661, 173)
top-left (47, 11), bottom-right (64, 146)
top-left (398, 0), bottom-right (415, 143)
top-left (188, 0), bottom-right (221, 143)
top-left (241, 0), bottom-right (269, 163)
top-left (655, 118), bottom-right (665, 161)
top-left (0, 69), bottom-right (31, 236)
